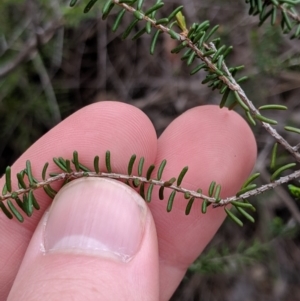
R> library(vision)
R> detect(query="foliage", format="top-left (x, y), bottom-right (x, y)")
top-left (1, 1), bottom-right (300, 298)
top-left (1, 0), bottom-right (300, 227)
top-left (189, 216), bottom-right (299, 274)
top-left (189, 240), bottom-right (270, 275)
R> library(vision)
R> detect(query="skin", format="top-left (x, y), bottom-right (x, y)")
top-left (0, 101), bottom-right (256, 300)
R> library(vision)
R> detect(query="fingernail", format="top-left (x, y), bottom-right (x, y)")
top-left (43, 178), bottom-right (147, 262)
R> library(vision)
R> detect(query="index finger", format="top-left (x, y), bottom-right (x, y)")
top-left (148, 105), bottom-right (257, 300)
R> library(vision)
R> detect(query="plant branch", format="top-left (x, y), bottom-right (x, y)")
top-left (0, 19), bottom-right (63, 79)
top-left (112, 0), bottom-right (300, 163)
top-left (32, 53), bottom-right (62, 124)
top-left (214, 169), bottom-right (300, 207)
top-left (1, 168), bottom-right (300, 207)
top-left (1, 1), bottom-right (299, 226)
top-left (278, 3), bottom-right (300, 23)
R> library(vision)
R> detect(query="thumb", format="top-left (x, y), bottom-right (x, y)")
top-left (8, 178), bottom-right (159, 301)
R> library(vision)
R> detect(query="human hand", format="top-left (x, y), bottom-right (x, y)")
top-left (0, 101), bottom-right (256, 300)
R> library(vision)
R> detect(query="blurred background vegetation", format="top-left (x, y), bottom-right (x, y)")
top-left (1, 0), bottom-right (300, 300)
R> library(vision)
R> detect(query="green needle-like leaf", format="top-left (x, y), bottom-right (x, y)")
top-left (171, 41), bottom-right (187, 54)
top-left (285, 126), bottom-right (300, 134)
top-left (5, 167), bottom-right (12, 193)
top-left (167, 191), bottom-right (176, 212)
top-left (202, 199), bottom-right (208, 214)
top-left (219, 88), bottom-right (230, 108)
top-left (42, 163), bottom-right (49, 181)
top-left (84, 0), bottom-right (98, 13)
top-left (150, 30), bottom-right (161, 54)
top-left (127, 154), bottom-right (137, 175)
top-left (288, 184), bottom-right (300, 199)
top-left (214, 184), bottom-right (221, 201)
top-left (73, 151), bottom-right (80, 172)
top-left (70, 0), bottom-right (78, 7)
top-left (27, 190), bottom-right (34, 217)
top-left (254, 114), bottom-right (278, 125)
top-left (146, 184), bottom-right (154, 202)
top-left (187, 51), bottom-right (196, 65)
top-left (137, 0), bottom-right (144, 10)
top-left (94, 156), bottom-right (100, 174)
top-left (145, 2), bottom-right (164, 16)
top-left (31, 191), bottom-right (40, 210)
top-left (138, 157), bottom-right (145, 177)
top-left (190, 63), bottom-right (206, 75)
top-left (112, 9), bottom-right (126, 32)
top-left (259, 104), bottom-right (287, 110)
top-left (225, 208), bottom-right (243, 227)
top-left (205, 24), bottom-right (219, 41)
top-left (271, 163), bottom-right (296, 181)
top-left (271, 7), bottom-right (277, 25)
top-left (236, 206), bottom-right (255, 223)
top-left (185, 197), bottom-right (195, 215)
top-left (232, 201), bottom-right (256, 210)
top-left (43, 185), bottom-right (57, 199)
top-left (159, 186), bottom-right (164, 200)
top-left (102, 0), bottom-right (114, 19)
top-left (157, 159), bottom-right (167, 180)
top-left (177, 166), bottom-right (188, 186)
top-left (53, 158), bottom-right (68, 172)
top-left (139, 183), bottom-right (145, 199)
top-left (26, 160), bottom-right (35, 186)
top-left (133, 10), bottom-right (143, 20)
top-left (105, 151), bottom-right (112, 173)
top-left (246, 111), bottom-right (256, 126)
top-left (168, 29), bottom-right (180, 40)
top-left (236, 184), bottom-right (257, 197)
top-left (7, 200), bottom-right (24, 222)
top-left (242, 173), bottom-right (260, 189)
top-left (233, 91), bottom-right (249, 111)
top-left (208, 181), bottom-right (216, 197)
top-left (146, 164), bottom-right (155, 180)
top-left (167, 6), bottom-right (184, 21)
top-left (0, 201), bottom-right (13, 219)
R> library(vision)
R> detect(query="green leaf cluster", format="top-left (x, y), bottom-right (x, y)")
top-left (246, 0), bottom-right (300, 39)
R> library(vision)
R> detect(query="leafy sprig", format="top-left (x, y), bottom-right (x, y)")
top-left (1, 149), bottom-right (299, 226)
top-left (77, 0), bottom-right (300, 223)
top-left (1, 0), bottom-right (300, 227)
top-left (71, 0), bottom-right (300, 165)
top-left (190, 239), bottom-right (270, 275)
top-left (246, 0), bottom-right (300, 39)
